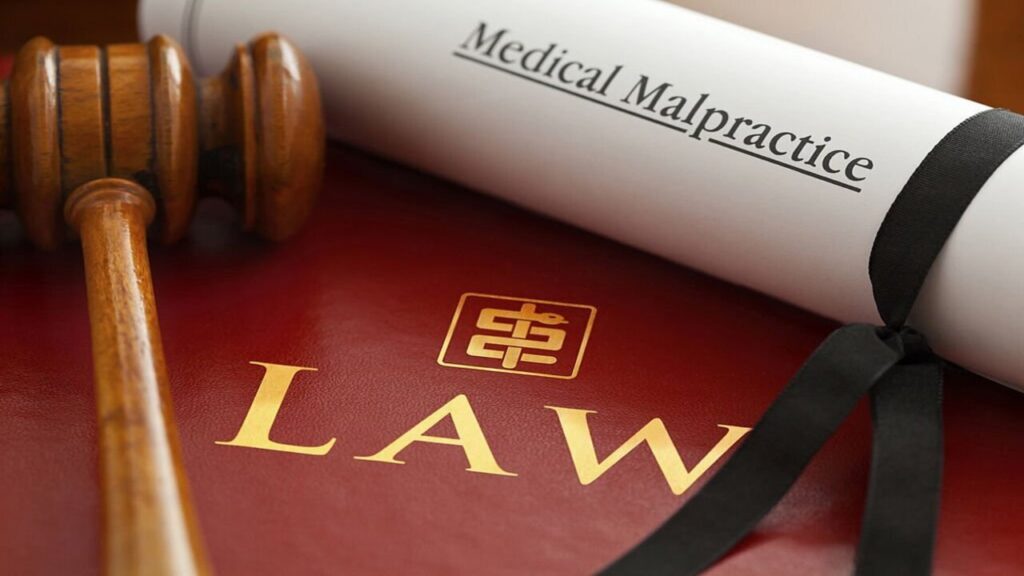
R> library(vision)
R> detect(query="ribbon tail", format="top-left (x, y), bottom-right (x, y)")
top-left (600, 324), bottom-right (904, 576)
top-left (855, 357), bottom-right (944, 576)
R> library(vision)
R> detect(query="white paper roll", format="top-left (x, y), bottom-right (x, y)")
top-left (140, 0), bottom-right (1024, 391)
top-left (671, 0), bottom-right (976, 95)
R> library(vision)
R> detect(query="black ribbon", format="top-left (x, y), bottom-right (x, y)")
top-left (601, 108), bottom-right (1024, 576)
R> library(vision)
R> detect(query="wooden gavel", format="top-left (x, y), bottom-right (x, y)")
top-left (0, 33), bottom-right (324, 575)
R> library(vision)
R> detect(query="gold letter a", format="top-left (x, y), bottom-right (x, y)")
top-left (354, 394), bottom-right (517, 477)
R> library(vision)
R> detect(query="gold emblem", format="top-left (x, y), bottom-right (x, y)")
top-left (438, 293), bottom-right (596, 379)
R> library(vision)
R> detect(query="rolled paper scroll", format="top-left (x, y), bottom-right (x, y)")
top-left (142, 0), bottom-right (1024, 391)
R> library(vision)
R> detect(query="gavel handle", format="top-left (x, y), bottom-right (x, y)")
top-left (65, 178), bottom-right (211, 576)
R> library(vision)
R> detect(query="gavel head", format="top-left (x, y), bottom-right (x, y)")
top-left (0, 33), bottom-right (324, 249)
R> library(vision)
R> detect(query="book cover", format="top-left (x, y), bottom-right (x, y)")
top-left (2, 142), bottom-right (1022, 575)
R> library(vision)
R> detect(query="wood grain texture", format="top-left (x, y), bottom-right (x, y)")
top-left (196, 35), bottom-right (324, 241)
top-left (247, 34), bottom-right (325, 241)
top-left (10, 37), bottom-right (62, 249)
top-left (197, 44), bottom-right (256, 228)
top-left (148, 36), bottom-right (197, 244)
top-left (65, 178), bottom-right (211, 576)
top-left (58, 45), bottom-right (107, 195)
top-left (106, 43), bottom-right (154, 186)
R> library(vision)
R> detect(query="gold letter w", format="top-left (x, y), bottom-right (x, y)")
top-left (545, 406), bottom-right (748, 496)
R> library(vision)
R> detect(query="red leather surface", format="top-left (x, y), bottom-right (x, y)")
top-left (2, 76), bottom-right (1024, 576)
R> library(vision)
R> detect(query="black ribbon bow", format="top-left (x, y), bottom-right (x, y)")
top-left (601, 108), bottom-right (1024, 576)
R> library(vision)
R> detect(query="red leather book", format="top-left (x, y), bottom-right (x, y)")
top-left (2, 72), bottom-right (1023, 575)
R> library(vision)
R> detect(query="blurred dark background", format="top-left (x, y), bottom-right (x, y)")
top-left (1, 0), bottom-right (1022, 110)
top-left (0, 0), bottom-right (137, 49)
top-left (967, 0), bottom-right (1024, 110)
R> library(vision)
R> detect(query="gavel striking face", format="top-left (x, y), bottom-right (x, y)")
top-left (0, 34), bottom-right (324, 575)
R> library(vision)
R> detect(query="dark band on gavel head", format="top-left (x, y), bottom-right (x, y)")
top-left (0, 32), bottom-right (324, 250)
